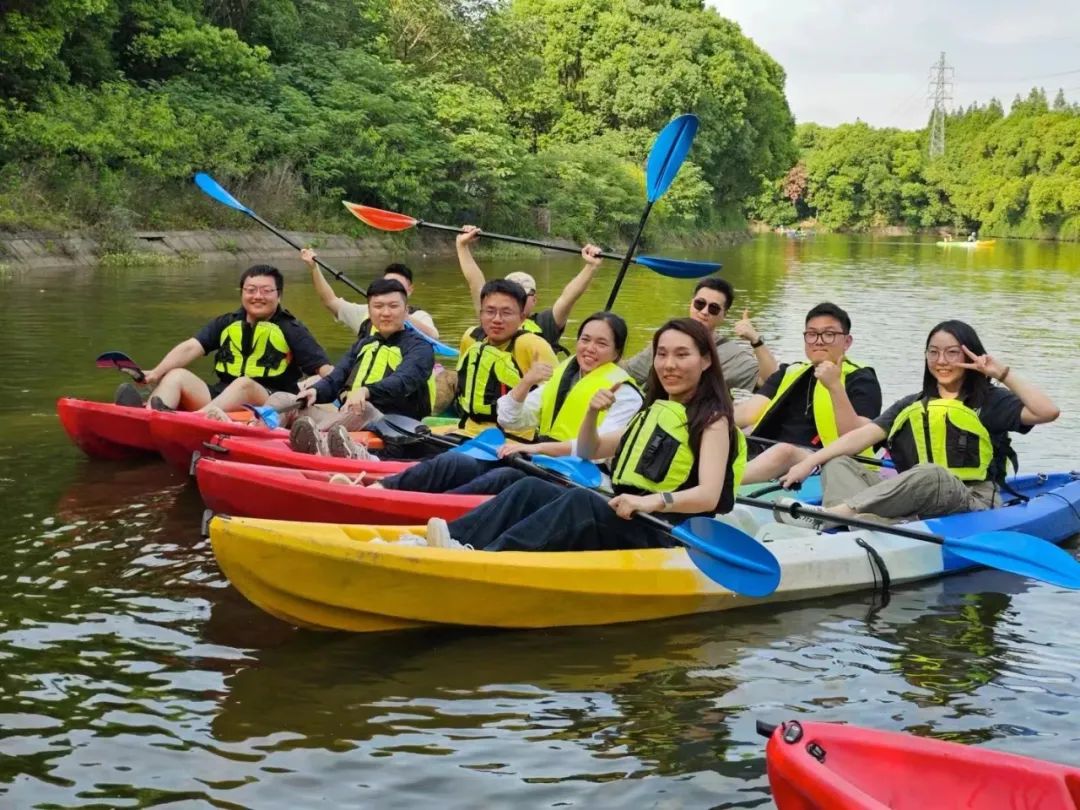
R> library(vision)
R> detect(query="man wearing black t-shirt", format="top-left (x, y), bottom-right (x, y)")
top-left (734, 302), bottom-right (882, 484)
top-left (113, 265), bottom-right (331, 414)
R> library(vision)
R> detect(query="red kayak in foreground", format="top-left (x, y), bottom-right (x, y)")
top-left (760, 719), bottom-right (1080, 809)
top-left (195, 457), bottom-right (487, 523)
top-left (202, 434), bottom-right (408, 475)
top-left (57, 398), bottom-right (157, 460)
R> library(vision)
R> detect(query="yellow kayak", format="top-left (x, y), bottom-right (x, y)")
top-left (936, 239), bottom-right (995, 248)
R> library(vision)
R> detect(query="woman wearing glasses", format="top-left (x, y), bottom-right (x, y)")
top-left (777, 320), bottom-right (1059, 525)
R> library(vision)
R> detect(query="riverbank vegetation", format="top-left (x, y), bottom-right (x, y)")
top-left (0, 0), bottom-right (794, 249)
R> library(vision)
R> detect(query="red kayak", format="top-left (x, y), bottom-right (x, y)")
top-left (201, 434), bottom-right (410, 475)
top-left (148, 410), bottom-right (383, 473)
top-left (194, 457), bottom-right (487, 523)
top-left (760, 719), bottom-right (1080, 809)
top-left (57, 398), bottom-right (157, 460)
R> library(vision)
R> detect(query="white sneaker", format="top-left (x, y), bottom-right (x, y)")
top-left (772, 497), bottom-right (828, 532)
top-left (393, 533), bottom-right (428, 547)
top-left (426, 517), bottom-right (472, 550)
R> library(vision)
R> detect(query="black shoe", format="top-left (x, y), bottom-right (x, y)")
top-left (149, 396), bottom-right (174, 412)
top-left (114, 382), bottom-right (143, 408)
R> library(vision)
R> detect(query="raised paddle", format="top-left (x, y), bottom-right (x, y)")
top-left (192, 173), bottom-right (459, 358)
top-left (343, 202), bottom-right (720, 279)
top-left (605, 114), bottom-right (702, 310)
top-left (738, 496), bottom-right (1080, 589)
top-left (95, 351), bottom-right (146, 384)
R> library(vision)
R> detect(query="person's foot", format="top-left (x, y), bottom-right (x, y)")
top-left (426, 517), bottom-right (472, 550)
top-left (327, 424), bottom-right (372, 460)
top-left (772, 497), bottom-right (828, 532)
top-left (149, 395), bottom-right (174, 412)
top-left (328, 472), bottom-right (367, 486)
top-left (114, 382), bottom-right (143, 408)
top-left (290, 416), bottom-right (327, 455)
top-left (202, 405), bottom-right (231, 422)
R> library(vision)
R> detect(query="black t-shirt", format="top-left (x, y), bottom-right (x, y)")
top-left (194, 307), bottom-right (329, 394)
top-left (530, 308), bottom-right (566, 352)
top-left (754, 363), bottom-right (883, 445)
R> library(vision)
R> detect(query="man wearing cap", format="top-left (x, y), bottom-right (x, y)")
top-left (456, 225), bottom-right (603, 354)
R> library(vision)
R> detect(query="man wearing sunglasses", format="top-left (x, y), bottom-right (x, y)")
top-left (623, 277), bottom-right (778, 392)
top-left (734, 302), bottom-right (882, 483)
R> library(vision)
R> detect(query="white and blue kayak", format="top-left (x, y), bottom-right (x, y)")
top-left (208, 473), bottom-right (1080, 632)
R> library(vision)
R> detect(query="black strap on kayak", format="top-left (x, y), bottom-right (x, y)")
top-left (855, 537), bottom-right (891, 606)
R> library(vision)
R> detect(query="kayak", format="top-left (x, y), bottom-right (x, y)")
top-left (208, 471), bottom-right (1080, 632)
top-left (760, 719), bottom-right (1080, 809)
top-left (148, 409), bottom-right (382, 474)
top-left (201, 433), bottom-right (411, 475)
top-left (936, 240), bottom-right (995, 248)
top-left (57, 397), bottom-right (158, 460)
top-left (195, 457), bottom-right (485, 523)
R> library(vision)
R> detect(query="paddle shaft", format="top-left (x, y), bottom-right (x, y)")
top-left (746, 434), bottom-right (889, 468)
top-left (605, 201), bottom-right (654, 310)
top-left (736, 496), bottom-right (949, 546)
top-left (415, 221), bottom-right (628, 262)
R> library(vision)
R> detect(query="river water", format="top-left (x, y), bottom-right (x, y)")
top-left (2, 234), bottom-right (1079, 807)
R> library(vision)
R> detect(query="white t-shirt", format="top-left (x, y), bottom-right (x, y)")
top-left (497, 378), bottom-right (644, 451)
top-left (336, 299), bottom-right (437, 337)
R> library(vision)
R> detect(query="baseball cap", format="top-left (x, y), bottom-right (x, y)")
top-left (504, 271), bottom-right (537, 296)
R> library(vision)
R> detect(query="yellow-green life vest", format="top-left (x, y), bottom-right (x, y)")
top-left (214, 319), bottom-right (291, 380)
top-left (537, 358), bottom-right (636, 442)
top-left (350, 337), bottom-right (436, 414)
top-left (456, 331), bottom-right (525, 424)
top-left (887, 398), bottom-right (994, 482)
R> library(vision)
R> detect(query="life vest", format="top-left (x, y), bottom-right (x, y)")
top-left (456, 330), bottom-right (526, 425)
top-left (752, 359), bottom-right (875, 460)
top-left (214, 318), bottom-right (292, 380)
top-left (887, 398), bottom-right (995, 482)
top-left (537, 358), bottom-right (638, 441)
top-left (357, 305), bottom-right (418, 340)
top-left (348, 335), bottom-right (435, 416)
top-left (611, 400), bottom-right (747, 515)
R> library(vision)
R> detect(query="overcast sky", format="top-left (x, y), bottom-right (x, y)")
top-left (710, 0), bottom-right (1080, 129)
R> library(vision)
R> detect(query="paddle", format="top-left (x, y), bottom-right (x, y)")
top-left (343, 202), bottom-right (720, 280)
top-left (747, 434), bottom-right (893, 468)
top-left (193, 173), bottom-right (459, 358)
top-left (738, 496), bottom-right (1080, 589)
top-left (95, 351), bottom-right (146, 384)
top-left (241, 398), bottom-right (307, 430)
top-left (605, 114), bottom-right (702, 310)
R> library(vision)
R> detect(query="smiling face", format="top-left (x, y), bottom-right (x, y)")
top-left (479, 292), bottom-right (525, 344)
top-left (240, 274), bottom-right (280, 321)
top-left (369, 291), bottom-right (407, 335)
top-left (653, 328), bottom-right (711, 402)
top-left (688, 286), bottom-right (728, 332)
top-left (802, 315), bottom-right (852, 365)
top-left (924, 328), bottom-right (968, 391)
top-left (575, 319), bottom-right (618, 373)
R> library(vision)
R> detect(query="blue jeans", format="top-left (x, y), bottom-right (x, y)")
top-left (380, 452), bottom-right (527, 495)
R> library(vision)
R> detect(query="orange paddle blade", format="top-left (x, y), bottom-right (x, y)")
top-left (342, 201), bottom-right (418, 232)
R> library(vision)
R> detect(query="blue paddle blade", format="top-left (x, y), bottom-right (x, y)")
top-left (194, 172), bottom-right (254, 216)
top-left (242, 403), bottom-right (279, 429)
top-left (531, 454), bottom-right (603, 487)
top-left (945, 531), bottom-right (1080, 589)
top-left (646, 114), bottom-right (700, 202)
top-left (413, 327), bottom-right (459, 358)
top-left (674, 517), bottom-right (781, 597)
top-left (635, 255), bottom-right (721, 278)
top-left (451, 427), bottom-right (504, 460)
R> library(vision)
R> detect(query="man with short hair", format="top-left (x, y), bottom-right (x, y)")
top-left (302, 247), bottom-right (439, 339)
top-left (623, 277), bottom-right (779, 392)
top-left (456, 226), bottom-right (602, 354)
top-left (735, 302), bottom-right (882, 483)
top-left (114, 264), bottom-right (331, 414)
top-left (286, 277), bottom-right (435, 458)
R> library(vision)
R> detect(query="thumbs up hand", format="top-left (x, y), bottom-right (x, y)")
top-left (732, 307), bottom-right (760, 345)
top-left (522, 349), bottom-right (554, 388)
top-left (588, 383), bottom-right (620, 412)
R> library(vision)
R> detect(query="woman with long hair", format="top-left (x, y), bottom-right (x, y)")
top-left (419, 318), bottom-right (746, 552)
top-left (778, 320), bottom-right (1059, 525)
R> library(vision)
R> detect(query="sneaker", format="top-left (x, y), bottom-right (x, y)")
top-left (393, 533), bottom-right (429, 547)
top-left (290, 416), bottom-right (327, 455)
top-left (114, 382), bottom-right (143, 408)
top-left (327, 424), bottom-right (372, 460)
top-left (426, 517), bottom-right (473, 550)
top-left (772, 497), bottom-right (827, 532)
top-left (149, 395), bottom-right (174, 412)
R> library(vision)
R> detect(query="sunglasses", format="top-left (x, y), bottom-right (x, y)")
top-left (692, 298), bottom-right (724, 317)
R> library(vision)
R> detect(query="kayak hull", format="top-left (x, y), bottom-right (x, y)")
top-left (209, 473), bottom-right (1080, 632)
top-left (764, 720), bottom-right (1080, 810)
top-left (202, 434), bottom-right (411, 475)
top-left (195, 457), bottom-right (485, 523)
top-left (57, 398), bottom-right (157, 460)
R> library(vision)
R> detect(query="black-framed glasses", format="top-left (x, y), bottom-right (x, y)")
top-left (692, 298), bottom-right (723, 316)
top-left (803, 330), bottom-right (846, 345)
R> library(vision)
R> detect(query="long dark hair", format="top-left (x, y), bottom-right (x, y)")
top-left (645, 318), bottom-right (733, 451)
top-left (923, 320), bottom-right (992, 407)
top-left (577, 311), bottom-right (629, 360)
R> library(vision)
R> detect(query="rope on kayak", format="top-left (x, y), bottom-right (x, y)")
top-left (855, 537), bottom-right (891, 604)
top-left (1044, 491), bottom-right (1080, 526)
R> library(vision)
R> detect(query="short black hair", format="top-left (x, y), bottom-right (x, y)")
top-left (240, 265), bottom-right (284, 293)
top-left (805, 302), bottom-right (851, 333)
top-left (383, 263), bottom-right (413, 283)
top-left (693, 277), bottom-right (735, 309)
top-left (366, 277), bottom-right (408, 299)
top-left (480, 278), bottom-right (527, 311)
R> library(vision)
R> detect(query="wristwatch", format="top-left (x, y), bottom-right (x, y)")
top-left (661, 492), bottom-right (675, 511)
top-left (750, 336), bottom-right (766, 348)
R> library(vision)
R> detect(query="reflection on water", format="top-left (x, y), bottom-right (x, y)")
top-left (2, 235), bottom-right (1080, 806)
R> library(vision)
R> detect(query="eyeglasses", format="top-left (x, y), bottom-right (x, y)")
top-left (925, 347), bottom-right (965, 363)
top-left (242, 285), bottom-right (279, 295)
top-left (692, 298), bottom-right (724, 316)
top-left (481, 307), bottom-right (518, 320)
top-left (803, 330), bottom-right (846, 345)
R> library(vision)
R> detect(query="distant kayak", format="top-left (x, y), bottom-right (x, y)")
top-left (936, 239), bottom-right (995, 248)
top-left (759, 718), bottom-right (1080, 809)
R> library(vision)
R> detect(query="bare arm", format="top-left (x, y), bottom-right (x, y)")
top-left (550, 245), bottom-right (603, 329)
top-left (302, 248), bottom-right (343, 317)
top-left (406, 310), bottom-right (439, 339)
top-left (145, 338), bottom-right (205, 385)
top-left (955, 349), bottom-right (1060, 426)
top-left (731, 309), bottom-right (779, 386)
top-left (577, 386), bottom-right (626, 459)
top-left (734, 393), bottom-right (770, 429)
top-left (779, 421), bottom-right (887, 487)
top-left (456, 226), bottom-right (485, 316)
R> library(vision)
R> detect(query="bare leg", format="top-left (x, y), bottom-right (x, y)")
top-left (202, 377), bottom-right (270, 413)
top-left (150, 369), bottom-right (212, 411)
top-left (742, 443), bottom-right (813, 484)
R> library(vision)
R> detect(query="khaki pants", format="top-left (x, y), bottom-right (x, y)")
top-left (434, 368), bottom-right (458, 415)
top-left (264, 392), bottom-right (379, 431)
top-left (820, 457), bottom-right (999, 523)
